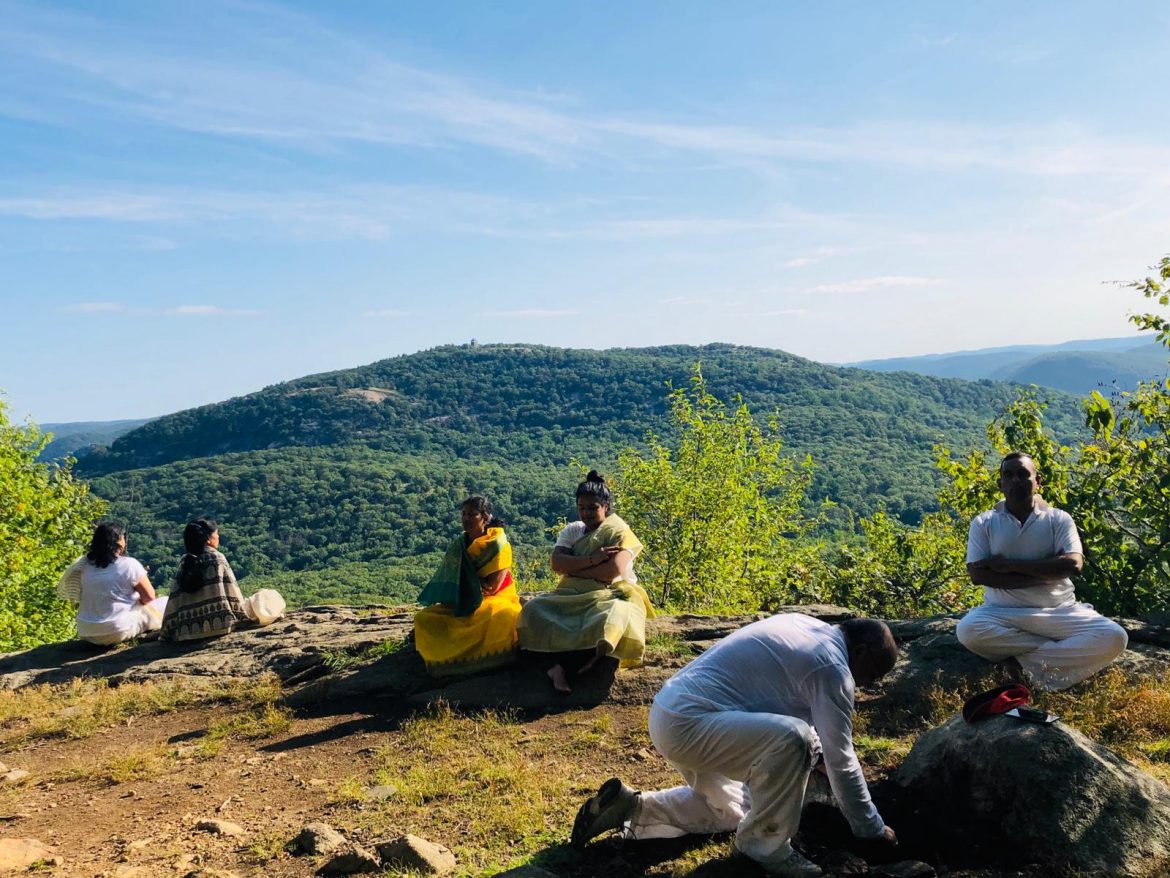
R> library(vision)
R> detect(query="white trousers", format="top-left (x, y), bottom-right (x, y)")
top-left (956, 602), bottom-right (1128, 691)
top-left (78, 597), bottom-right (168, 646)
top-left (627, 703), bottom-right (821, 868)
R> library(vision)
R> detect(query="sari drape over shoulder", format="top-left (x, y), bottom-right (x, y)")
top-left (517, 514), bottom-right (654, 668)
top-left (160, 549), bottom-right (248, 642)
top-left (414, 527), bottom-right (520, 677)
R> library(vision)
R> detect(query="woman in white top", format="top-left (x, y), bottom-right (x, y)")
top-left (73, 523), bottom-right (167, 646)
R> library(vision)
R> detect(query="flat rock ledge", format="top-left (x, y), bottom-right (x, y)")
top-left (1, 604), bottom-right (1167, 720)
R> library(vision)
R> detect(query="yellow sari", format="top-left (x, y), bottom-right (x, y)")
top-left (517, 514), bottom-right (654, 668)
top-left (414, 527), bottom-right (520, 677)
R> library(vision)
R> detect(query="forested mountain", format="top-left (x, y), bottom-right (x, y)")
top-left (852, 336), bottom-right (1167, 395)
top-left (77, 343), bottom-right (1085, 604)
top-left (37, 418), bottom-right (153, 462)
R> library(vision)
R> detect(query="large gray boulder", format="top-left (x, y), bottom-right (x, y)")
top-left (890, 714), bottom-right (1170, 876)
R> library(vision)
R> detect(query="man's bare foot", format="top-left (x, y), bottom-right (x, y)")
top-left (548, 664), bottom-right (571, 693)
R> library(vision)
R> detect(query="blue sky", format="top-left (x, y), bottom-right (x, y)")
top-left (2, 1), bottom-right (1167, 422)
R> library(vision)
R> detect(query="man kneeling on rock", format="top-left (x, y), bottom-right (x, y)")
top-left (571, 613), bottom-right (899, 878)
top-left (957, 451), bottom-right (1128, 691)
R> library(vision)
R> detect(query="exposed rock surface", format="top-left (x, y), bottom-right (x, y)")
top-left (890, 714), bottom-right (1170, 876)
top-left (317, 845), bottom-right (382, 875)
top-left (292, 822), bottom-right (347, 855)
top-left (3, 604), bottom-right (1167, 723)
top-left (0, 837), bottom-right (61, 870)
top-left (375, 834), bottom-right (457, 874)
top-left (0, 606), bottom-right (415, 690)
top-left (194, 818), bottom-right (244, 837)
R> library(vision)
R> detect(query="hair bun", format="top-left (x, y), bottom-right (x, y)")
top-left (586, 469), bottom-right (606, 483)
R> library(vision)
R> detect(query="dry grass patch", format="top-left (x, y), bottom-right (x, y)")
top-left (352, 701), bottom-right (612, 875)
top-left (196, 703), bottom-right (293, 757)
top-left (0, 675), bottom-right (283, 749)
top-left (1036, 667), bottom-right (1170, 781)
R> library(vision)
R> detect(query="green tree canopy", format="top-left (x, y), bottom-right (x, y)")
top-left (0, 399), bottom-right (107, 650)
top-left (616, 366), bottom-right (819, 612)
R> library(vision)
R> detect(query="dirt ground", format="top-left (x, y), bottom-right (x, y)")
top-left (1, 694), bottom-right (722, 877)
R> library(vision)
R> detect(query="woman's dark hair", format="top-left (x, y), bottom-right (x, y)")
top-left (177, 518), bottom-right (219, 593)
top-left (86, 522), bottom-right (125, 569)
top-left (575, 470), bottom-right (614, 508)
top-left (462, 495), bottom-right (504, 529)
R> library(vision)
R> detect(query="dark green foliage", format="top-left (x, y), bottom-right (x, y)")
top-left (1, 400), bottom-right (108, 650)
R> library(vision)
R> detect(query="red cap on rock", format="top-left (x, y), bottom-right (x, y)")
top-left (962, 684), bottom-right (1031, 723)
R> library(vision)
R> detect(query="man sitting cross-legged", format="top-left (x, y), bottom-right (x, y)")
top-left (570, 613), bottom-right (899, 878)
top-left (956, 451), bottom-right (1128, 691)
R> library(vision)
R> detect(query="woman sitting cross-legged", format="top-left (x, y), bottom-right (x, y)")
top-left (64, 523), bottom-right (168, 646)
top-left (517, 470), bottom-right (654, 693)
top-left (414, 495), bottom-right (521, 676)
top-left (160, 518), bottom-right (284, 642)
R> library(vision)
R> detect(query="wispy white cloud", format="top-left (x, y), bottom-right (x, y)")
top-left (754, 308), bottom-right (809, 317)
top-left (783, 246), bottom-right (846, 269)
top-left (2, 1), bottom-right (1168, 180)
top-left (811, 276), bottom-right (945, 295)
top-left (362, 308), bottom-right (414, 318)
top-left (64, 301), bottom-right (124, 313)
top-left (0, 183), bottom-right (535, 241)
top-left (166, 305), bottom-right (262, 317)
top-left (490, 309), bottom-right (577, 318)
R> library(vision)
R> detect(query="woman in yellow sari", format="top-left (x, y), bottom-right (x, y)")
top-left (518, 471), bottom-right (653, 693)
top-left (414, 496), bottom-right (520, 677)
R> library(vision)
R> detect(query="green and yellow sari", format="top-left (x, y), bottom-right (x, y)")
top-left (517, 514), bottom-right (654, 668)
top-left (414, 527), bottom-right (520, 677)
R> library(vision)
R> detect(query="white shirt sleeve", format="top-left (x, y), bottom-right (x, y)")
top-left (123, 557), bottom-right (148, 585)
top-left (1052, 511), bottom-right (1082, 555)
top-left (807, 666), bottom-right (885, 838)
top-left (965, 514), bottom-right (990, 564)
top-left (554, 521), bottom-right (586, 549)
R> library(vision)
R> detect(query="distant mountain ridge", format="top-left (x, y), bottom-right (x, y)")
top-left (37, 418), bottom-right (154, 462)
top-left (850, 335), bottom-right (1168, 395)
top-left (72, 343), bottom-right (1086, 605)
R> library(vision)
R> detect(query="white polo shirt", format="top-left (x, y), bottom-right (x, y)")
top-left (966, 499), bottom-right (1082, 608)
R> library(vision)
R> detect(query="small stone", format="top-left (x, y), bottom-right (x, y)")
top-left (183, 870), bottom-right (242, 878)
top-left (309, 778), bottom-right (330, 787)
top-left (2, 768), bottom-right (31, 784)
top-left (0, 837), bottom-right (62, 870)
top-left (375, 834), bottom-right (456, 874)
top-left (292, 822), bottom-right (346, 855)
top-left (194, 818), bottom-right (245, 837)
top-left (366, 783), bottom-right (398, 801)
top-left (873, 862), bottom-right (935, 878)
top-left (173, 853), bottom-right (199, 871)
top-left (492, 868), bottom-right (559, 878)
top-left (0, 760), bottom-right (7, 772)
top-left (631, 748), bottom-right (655, 762)
top-left (317, 845), bottom-right (382, 874)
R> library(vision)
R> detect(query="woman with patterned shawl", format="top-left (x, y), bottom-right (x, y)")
top-left (161, 518), bottom-right (284, 641)
top-left (414, 496), bottom-right (521, 676)
top-left (518, 471), bottom-right (654, 693)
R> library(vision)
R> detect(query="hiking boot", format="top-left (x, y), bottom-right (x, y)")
top-left (761, 849), bottom-right (823, 877)
top-left (570, 777), bottom-right (639, 847)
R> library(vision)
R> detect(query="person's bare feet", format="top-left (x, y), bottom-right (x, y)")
top-left (548, 664), bottom-right (572, 693)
